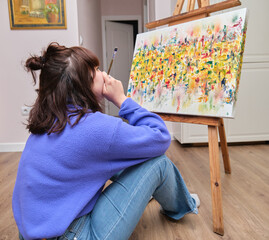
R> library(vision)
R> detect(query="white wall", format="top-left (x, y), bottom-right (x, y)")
top-left (147, 0), bottom-right (155, 23)
top-left (101, 0), bottom-right (143, 16)
top-left (0, 1), bottom-right (79, 151)
top-left (77, 0), bottom-right (103, 67)
top-left (154, 0), bottom-right (173, 20)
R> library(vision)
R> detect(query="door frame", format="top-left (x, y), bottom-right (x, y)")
top-left (101, 15), bottom-right (142, 113)
top-left (101, 15), bottom-right (142, 72)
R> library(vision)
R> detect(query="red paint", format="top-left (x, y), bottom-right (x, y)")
top-left (176, 96), bottom-right (180, 112)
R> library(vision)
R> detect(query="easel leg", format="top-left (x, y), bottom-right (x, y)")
top-left (218, 118), bottom-right (231, 174)
top-left (208, 126), bottom-right (224, 235)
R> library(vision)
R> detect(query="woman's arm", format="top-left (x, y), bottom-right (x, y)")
top-left (101, 72), bottom-right (171, 169)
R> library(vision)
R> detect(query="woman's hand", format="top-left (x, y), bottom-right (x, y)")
top-left (102, 72), bottom-right (127, 108)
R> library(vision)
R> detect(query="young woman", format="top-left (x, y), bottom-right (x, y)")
top-left (12, 42), bottom-right (199, 240)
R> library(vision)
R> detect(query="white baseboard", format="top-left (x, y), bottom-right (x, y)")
top-left (0, 143), bottom-right (25, 152)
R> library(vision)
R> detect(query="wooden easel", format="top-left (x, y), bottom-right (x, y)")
top-left (146, 0), bottom-right (242, 236)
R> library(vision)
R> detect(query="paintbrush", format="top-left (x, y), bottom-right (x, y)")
top-left (107, 47), bottom-right (118, 75)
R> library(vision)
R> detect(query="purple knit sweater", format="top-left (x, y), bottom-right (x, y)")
top-left (12, 98), bottom-right (171, 239)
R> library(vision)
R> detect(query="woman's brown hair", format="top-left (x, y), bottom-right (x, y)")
top-left (25, 42), bottom-right (101, 135)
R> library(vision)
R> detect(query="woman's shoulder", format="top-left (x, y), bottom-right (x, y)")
top-left (85, 111), bottom-right (121, 122)
top-left (77, 111), bottom-right (122, 131)
top-left (69, 111), bottom-right (121, 146)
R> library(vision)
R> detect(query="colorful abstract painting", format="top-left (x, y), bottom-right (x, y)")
top-left (127, 8), bottom-right (247, 118)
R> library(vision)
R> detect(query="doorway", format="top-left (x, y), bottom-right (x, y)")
top-left (102, 16), bottom-right (142, 116)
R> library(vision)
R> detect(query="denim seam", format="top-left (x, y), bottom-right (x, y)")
top-left (90, 222), bottom-right (99, 240)
top-left (103, 157), bottom-right (165, 240)
top-left (112, 179), bottom-right (129, 191)
top-left (102, 192), bottom-right (122, 215)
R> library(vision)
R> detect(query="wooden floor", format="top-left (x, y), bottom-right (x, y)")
top-left (1, 141), bottom-right (269, 240)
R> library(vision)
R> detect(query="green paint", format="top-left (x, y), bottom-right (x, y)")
top-left (209, 95), bottom-right (213, 110)
top-left (232, 15), bottom-right (238, 23)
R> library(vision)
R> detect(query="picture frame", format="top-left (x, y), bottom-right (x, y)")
top-left (8, 0), bottom-right (67, 30)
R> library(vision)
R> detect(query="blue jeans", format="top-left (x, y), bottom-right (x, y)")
top-left (19, 155), bottom-right (198, 240)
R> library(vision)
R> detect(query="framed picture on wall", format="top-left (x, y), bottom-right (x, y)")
top-left (8, 0), bottom-right (67, 30)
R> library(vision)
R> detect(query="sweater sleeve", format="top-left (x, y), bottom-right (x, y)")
top-left (106, 98), bottom-right (171, 172)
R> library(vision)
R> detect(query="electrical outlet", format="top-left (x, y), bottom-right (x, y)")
top-left (21, 106), bottom-right (31, 116)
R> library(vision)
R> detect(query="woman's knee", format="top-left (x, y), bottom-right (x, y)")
top-left (150, 154), bottom-right (173, 167)
top-left (148, 155), bottom-right (175, 178)
top-left (122, 155), bottom-right (174, 183)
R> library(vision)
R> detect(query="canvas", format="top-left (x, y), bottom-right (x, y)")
top-left (127, 8), bottom-right (247, 118)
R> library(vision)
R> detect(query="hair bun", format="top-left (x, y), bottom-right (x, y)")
top-left (25, 56), bottom-right (44, 71)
